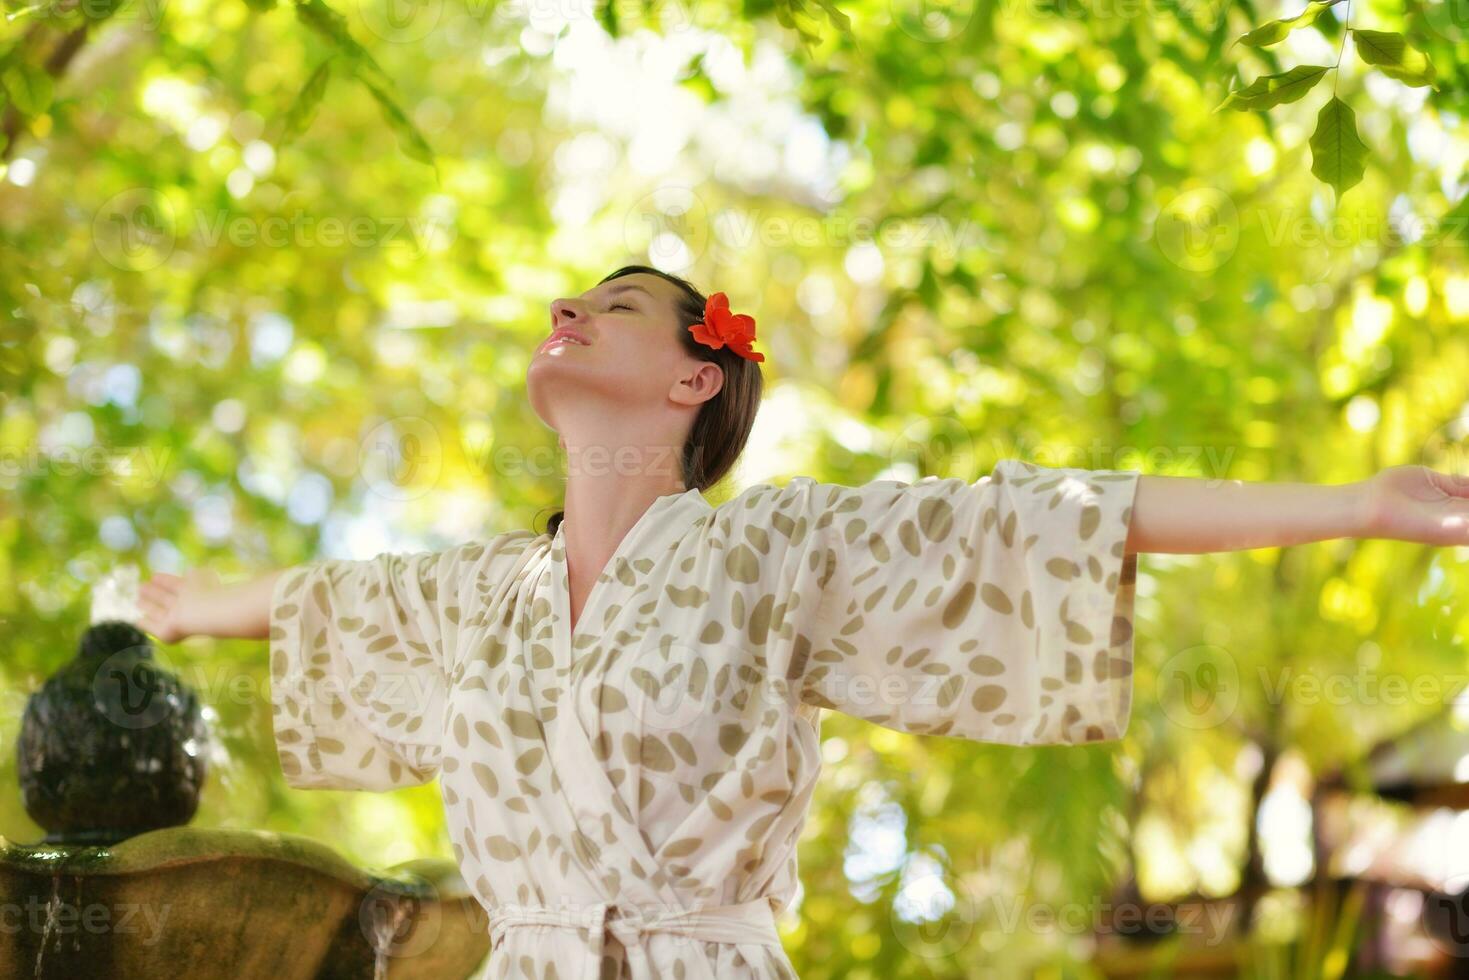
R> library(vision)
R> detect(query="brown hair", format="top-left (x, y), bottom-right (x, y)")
top-left (541, 265), bottom-right (765, 537)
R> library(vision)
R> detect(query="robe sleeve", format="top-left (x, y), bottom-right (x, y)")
top-left (790, 459), bottom-right (1141, 746)
top-left (268, 540), bottom-right (487, 791)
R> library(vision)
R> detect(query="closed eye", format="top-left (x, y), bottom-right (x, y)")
top-left (610, 303), bottom-right (634, 312)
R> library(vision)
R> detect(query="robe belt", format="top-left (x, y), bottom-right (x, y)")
top-left (487, 897), bottom-right (782, 980)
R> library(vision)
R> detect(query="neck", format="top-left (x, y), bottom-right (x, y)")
top-left (555, 410), bottom-right (689, 582)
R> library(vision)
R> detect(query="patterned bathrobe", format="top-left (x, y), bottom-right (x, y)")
top-left (268, 459), bottom-right (1141, 979)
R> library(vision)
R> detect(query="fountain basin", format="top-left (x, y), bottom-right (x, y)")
top-left (0, 825), bottom-right (490, 979)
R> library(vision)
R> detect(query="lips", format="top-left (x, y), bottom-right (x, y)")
top-left (541, 327), bottom-right (590, 352)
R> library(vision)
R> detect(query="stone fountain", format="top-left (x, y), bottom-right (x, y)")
top-left (1, 567), bottom-right (491, 978)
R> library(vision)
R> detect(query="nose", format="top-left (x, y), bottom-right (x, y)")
top-left (550, 298), bottom-right (584, 329)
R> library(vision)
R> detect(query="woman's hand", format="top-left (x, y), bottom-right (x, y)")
top-left (138, 568), bottom-right (222, 644)
top-left (1359, 464), bottom-right (1469, 546)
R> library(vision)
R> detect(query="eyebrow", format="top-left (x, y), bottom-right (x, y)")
top-left (592, 283), bottom-right (655, 303)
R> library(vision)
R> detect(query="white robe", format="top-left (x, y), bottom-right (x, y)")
top-left (268, 459), bottom-right (1141, 979)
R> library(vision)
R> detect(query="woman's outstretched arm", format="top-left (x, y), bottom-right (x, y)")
top-left (138, 568), bottom-right (285, 643)
top-left (1126, 464), bottom-right (1469, 555)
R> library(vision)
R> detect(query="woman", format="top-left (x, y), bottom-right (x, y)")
top-left (138, 264), bottom-right (1469, 979)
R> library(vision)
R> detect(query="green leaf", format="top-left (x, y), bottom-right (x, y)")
top-left (1234, 0), bottom-right (1335, 47)
top-left (678, 53), bottom-right (717, 102)
top-left (358, 72), bottom-right (436, 168)
top-left (4, 3), bottom-right (51, 23)
top-left (0, 62), bottom-right (51, 117)
top-left (1309, 96), bottom-right (1368, 196)
top-left (243, 0), bottom-right (278, 10)
top-left (773, 0), bottom-right (827, 47)
top-left (1352, 29), bottom-right (1436, 87)
top-left (598, 0), bottom-right (618, 37)
top-left (294, 0), bottom-right (436, 170)
top-left (807, 0), bottom-right (853, 39)
top-left (294, 0), bottom-right (394, 94)
top-left (1213, 65), bottom-right (1330, 112)
top-left (81, 0), bottom-right (130, 20)
top-left (280, 57), bottom-right (333, 146)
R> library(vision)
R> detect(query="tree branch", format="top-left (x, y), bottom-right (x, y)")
top-left (2, 23), bottom-right (91, 163)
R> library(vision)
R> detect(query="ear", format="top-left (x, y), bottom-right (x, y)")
top-left (670, 359), bottom-right (724, 408)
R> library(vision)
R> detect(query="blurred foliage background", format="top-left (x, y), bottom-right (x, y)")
top-left (2, 0), bottom-right (1469, 975)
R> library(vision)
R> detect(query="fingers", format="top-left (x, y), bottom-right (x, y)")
top-left (141, 574), bottom-right (182, 601)
top-left (137, 573), bottom-right (188, 644)
top-left (1432, 469), bottom-right (1469, 498)
top-left (138, 576), bottom-right (177, 638)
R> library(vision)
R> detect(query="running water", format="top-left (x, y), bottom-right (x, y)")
top-left (73, 877), bottom-right (82, 952)
top-left (370, 894), bottom-right (411, 980)
top-left (32, 873), bottom-right (62, 979)
top-left (90, 563), bottom-right (142, 625)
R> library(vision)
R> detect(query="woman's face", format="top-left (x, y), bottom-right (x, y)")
top-left (526, 273), bottom-right (720, 440)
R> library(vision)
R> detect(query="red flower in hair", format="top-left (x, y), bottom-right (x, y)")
top-left (689, 292), bottom-right (765, 363)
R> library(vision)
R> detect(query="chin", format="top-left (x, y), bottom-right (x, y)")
top-left (527, 359), bottom-right (654, 427)
top-left (526, 360), bottom-right (600, 428)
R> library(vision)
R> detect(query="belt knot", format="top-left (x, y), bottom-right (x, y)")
top-left (488, 896), bottom-right (781, 980)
